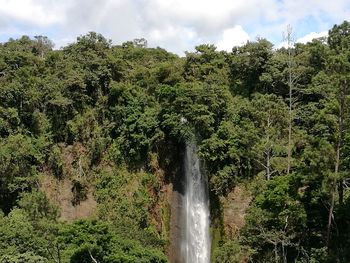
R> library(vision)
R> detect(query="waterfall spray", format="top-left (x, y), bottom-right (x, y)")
top-left (183, 142), bottom-right (210, 263)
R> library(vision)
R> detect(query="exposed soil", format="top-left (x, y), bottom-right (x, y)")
top-left (41, 175), bottom-right (97, 221)
top-left (221, 186), bottom-right (252, 239)
top-left (40, 143), bottom-right (97, 221)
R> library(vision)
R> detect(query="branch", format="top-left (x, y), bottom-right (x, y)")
top-left (45, 241), bottom-right (60, 263)
top-left (88, 250), bottom-right (99, 263)
top-left (255, 159), bottom-right (268, 170)
top-left (343, 178), bottom-right (350, 189)
top-left (284, 215), bottom-right (289, 232)
top-left (291, 73), bottom-right (301, 85)
top-left (270, 170), bottom-right (278, 176)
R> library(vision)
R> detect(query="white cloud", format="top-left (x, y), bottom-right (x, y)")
top-left (146, 26), bottom-right (199, 54)
top-left (0, 0), bottom-right (349, 54)
top-left (145, 0), bottom-right (260, 33)
top-left (216, 26), bottom-right (250, 51)
top-left (137, 0), bottom-right (263, 53)
top-left (276, 31), bottom-right (328, 49)
top-left (0, 0), bottom-right (64, 27)
top-left (276, 41), bottom-right (289, 49)
top-left (296, 31), bottom-right (328, 44)
top-left (0, 0), bottom-right (264, 54)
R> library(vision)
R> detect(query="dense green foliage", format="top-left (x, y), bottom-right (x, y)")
top-left (1, 21), bottom-right (350, 262)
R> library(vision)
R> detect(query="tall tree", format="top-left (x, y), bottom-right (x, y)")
top-left (284, 25), bottom-right (294, 175)
top-left (325, 21), bottom-right (350, 247)
top-left (251, 94), bottom-right (289, 180)
top-left (229, 38), bottom-right (273, 96)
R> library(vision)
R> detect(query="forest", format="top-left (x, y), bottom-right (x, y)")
top-left (0, 20), bottom-right (350, 263)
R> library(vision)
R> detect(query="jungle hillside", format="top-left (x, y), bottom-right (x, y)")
top-left (1, 21), bottom-right (350, 263)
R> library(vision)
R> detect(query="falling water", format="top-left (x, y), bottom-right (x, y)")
top-left (183, 143), bottom-right (210, 263)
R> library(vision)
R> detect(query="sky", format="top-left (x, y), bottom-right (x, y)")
top-left (0, 0), bottom-right (349, 55)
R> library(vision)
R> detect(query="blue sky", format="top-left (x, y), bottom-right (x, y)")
top-left (0, 0), bottom-right (349, 55)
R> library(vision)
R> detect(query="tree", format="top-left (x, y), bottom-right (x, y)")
top-left (133, 38), bottom-right (148, 48)
top-left (251, 94), bottom-right (289, 180)
top-left (243, 175), bottom-right (307, 263)
top-left (0, 135), bottom-right (44, 212)
top-left (33, 35), bottom-right (54, 58)
top-left (284, 25), bottom-right (294, 175)
top-left (199, 96), bottom-right (258, 194)
top-left (0, 252), bottom-right (47, 263)
top-left (184, 44), bottom-right (229, 85)
top-left (324, 21), bottom-right (350, 248)
top-left (229, 38), bottom-right (273, 96)
top-left (0, 209), bottom-right (49, 259)
top-left (108, 82), bottom-right (162, 165)
top-left (58, 220), bottom-right (167, 263)
top-left (213, 240), bottom-right (249, 263)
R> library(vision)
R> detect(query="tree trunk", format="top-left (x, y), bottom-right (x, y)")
top-left (266, 115), bottom-right (271, 180)
top-left (337, 82), bottom-right (346, 205)
top-left (282, 240), bottom-right (287, 263)
top-left (274, 243), bottom-right (278, 263)
top-left (326, 183), bottom-right (336, 248)
top-left (287, 98), bottom-right (292, 175)
top-left (286, 25), bottom-right (293, 175)
top-left (339, 180), bottom-right (344, 205)
top-left (327, 119), bottom-right (342, 248)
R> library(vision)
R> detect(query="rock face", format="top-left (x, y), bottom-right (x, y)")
top-left (168, 178), bottom-right (186, 263)
top-left (165, 144), bottom-right (186, 263)
top-left (41, 176), bottom-right (97, 221)
top-left (222, 186), bottom-right (251, 239)
top-left (40, 143), bottom-right (97, 221)
top-left (39, 139), bottom-right (251, 262)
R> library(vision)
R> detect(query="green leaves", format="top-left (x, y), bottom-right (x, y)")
top-left (184, 44), bottom-right (229, 85)
top-left (0, 135), bottom-right (44, 204)
top-left (328, 21), bottom-right (350, 52)
top-left (157, 82), bottom-right (231, 142)
top-left (0, 107), bottom-right (19, 136)
top-left (95, 168), bottom-right (156, 231)
top-left (213, 240), bottom-right (249, 263)
top-left (109, 82), bottom-right (162, 164)
top-left (229, 39), bottom-right (273, 96)
top-left (0, 252), bottom-right (47, 263)
top-left (0, 209), bottom-right (48, 258)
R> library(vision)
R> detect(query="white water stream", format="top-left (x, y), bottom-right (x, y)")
top-left (183, 143), bottom-right (210, 263)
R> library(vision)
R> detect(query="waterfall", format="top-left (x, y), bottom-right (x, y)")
top-left (183, 143), bottom-right (210, 263)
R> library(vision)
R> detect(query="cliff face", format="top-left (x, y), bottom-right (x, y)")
top-left (40, 143), bottom-right (97, 221)
top-left (153, 141), bottom-right (186, 263)
top-left (41, 176), bottom-right (97, 221)
top-left (168, 174), bottom-right (186, 263)
top-left (209, 185), bottom-right (251, 260)
top-left (39, 140), bottom-right (251, 263)
top-left (221, 186), bottom-right (251, 240)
